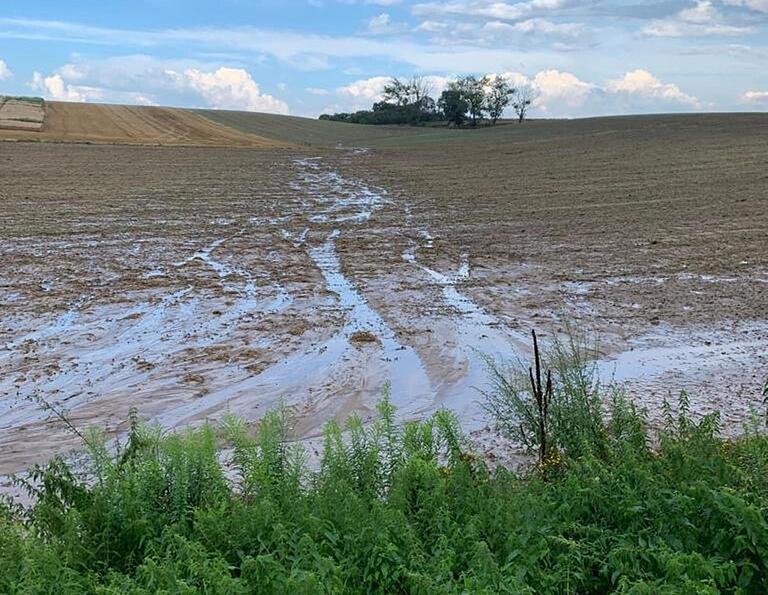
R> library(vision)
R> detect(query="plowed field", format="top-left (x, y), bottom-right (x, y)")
top-left (1, 111), bottom-right (766, 486)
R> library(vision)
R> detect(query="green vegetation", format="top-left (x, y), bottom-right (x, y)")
top-left (0, 95), bottom-right (45, 105)
top-left (482, 330), bottom-right (607, 466)
top-left (5, 117), bottom-right (44, 123)
top-left (320, 75), bottom-right (520, 128)
top-left (3, 336), bottom-right (768, 593)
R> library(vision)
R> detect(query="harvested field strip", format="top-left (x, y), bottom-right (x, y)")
top-left (0, 101), bottom-right (289, 147)
top-left (0, 96), bottom-right (46, 131)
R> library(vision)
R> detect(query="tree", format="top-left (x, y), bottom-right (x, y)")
top-left (451, 76), bottom-right (488, 127)
top-left (485, 76), bottom-right (515, 125)
top-left (513, 85), bottom-right (534, 124)
top-left (438, 89), bottom-right (469, 127)
top-left (382, 77), bottom-right (412, 107)
top-left (409, 76), bottom-right (433, 107)
top-left (383, 76), bottom-right (433, 108)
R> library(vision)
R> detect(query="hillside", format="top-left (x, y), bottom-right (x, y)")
top-left (0, 101), bottom-right (287, 148)
top-left (196, 109), bottom-right (448, 147)
top-left (200, 108), bottom-right (768, 149)
top-left (5, 99), bottom-right (765, 151)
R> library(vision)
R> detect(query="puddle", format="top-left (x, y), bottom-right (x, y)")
top-left (154, 160), bottom-right (433, 428)
top-left (309, 231), bottom-right (433, 414)
top-left (401, 206), bottom-right (529, 427)
top-left (0, 229), bottom-right (293, 435)
top-left (598, 323), bottom-right (768, 384)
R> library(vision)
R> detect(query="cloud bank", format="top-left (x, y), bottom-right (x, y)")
top-left (29, 57), bottom-right (288, 114)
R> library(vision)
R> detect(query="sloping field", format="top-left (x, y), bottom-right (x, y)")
top-left (0, 101), bottom-right (287, 147)
top-left (0, 96), bottom-right (45, 131)
top-left (203, 107), bottom-right (768, 150)
top-left (198, 109), bottom-right (450, 147)
top-left (1, 112), bottom-right (767, 482)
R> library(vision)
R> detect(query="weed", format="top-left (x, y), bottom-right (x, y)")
top-left (481, 327), bottom-right (607, 462)
top-left (3, 360), bottom-right (768, 592)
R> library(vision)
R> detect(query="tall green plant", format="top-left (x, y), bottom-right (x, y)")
top-left (481, 327), bottom-right (608, 462)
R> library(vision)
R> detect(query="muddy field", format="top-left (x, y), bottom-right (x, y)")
top-left (1, 113), bottom-right (767, 481)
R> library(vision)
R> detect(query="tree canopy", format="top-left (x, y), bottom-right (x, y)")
top-left (320, 75), bottom-right (534, 127)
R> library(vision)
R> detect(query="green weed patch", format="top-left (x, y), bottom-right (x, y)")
top-left (3, 387), bottom-right (768, 593)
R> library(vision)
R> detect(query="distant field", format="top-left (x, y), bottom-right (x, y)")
top-left (0, 101), bottom-right (287, 147)
top-left (0, 96), bottom-right (46, 131)
top-left (344, 112), bottom-right (768, 327)
top-left (198, 108), bottom-right (463, 147)
top-left (202, 107), bottom-right (768, 149)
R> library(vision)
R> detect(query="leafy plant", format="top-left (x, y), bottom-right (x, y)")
top-left (3, 370), bottom-right (768, 592)
top-left (481, 327), bottom-right (607, 462)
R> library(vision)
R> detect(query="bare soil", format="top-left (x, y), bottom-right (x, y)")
top-left (1, 113), bottom-right (766, 480)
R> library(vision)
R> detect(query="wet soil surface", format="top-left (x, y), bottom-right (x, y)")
top-left (1, 130), bottom-right (766, 480)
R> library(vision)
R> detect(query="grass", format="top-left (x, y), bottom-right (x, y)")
top-left (0, 95), bottom-right (45, 105)
top-left (3, 343), bottom-right (768, 593)
top-left (4, 117), bottom-right (44, 123)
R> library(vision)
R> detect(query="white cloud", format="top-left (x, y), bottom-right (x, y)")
top-left (337, 75), bottom-right (391, 102)
top-left (680, 0), bottom-right (719, 23)
top-left (491, 69), bottom-right (593, 114)
top-left (337, 74), bottom-right (452, 109)
top-left (416, 20), bottom-right (448, 33)
top-left (643, 21), bottom-right (752, 36)
top-left (29, 58), bottom-right (288, 114)
top-left (484, 18), bottom-right (585, 39)
top-left (643, 0), bottom-right (754, 37)
top-left (606, 69), bottom-right (701, 108)
top-left (413, 0), bottom-right (570, 22)
top-left (167, 67), bottom-right (289, 113)
top-left (366, 12), bottom-right (410, 35)
top-left (740, 90), bottom-right (768, 103)
top-left (487, 68), bottom-right (702, 116)
top-left (722, 0), bottom-right (768, 13)
top-left (30, 72), bottom-right (102, 102)
top-left (0, 59), bottom-right (12, 80)
top-left (532, 69), bottom-right (594, 109)
top-left (368, 13), bottom-right (393, 34)
top-left (306, 87), bottom-right (331, 95)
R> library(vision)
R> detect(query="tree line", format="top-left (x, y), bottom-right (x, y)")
top-left (319, 75), bottom-right (533, 127)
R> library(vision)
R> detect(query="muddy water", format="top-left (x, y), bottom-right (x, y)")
top-left (1, 153), bottom-right (767, 482)
top-left (0, 155), bottom-right (526, 477)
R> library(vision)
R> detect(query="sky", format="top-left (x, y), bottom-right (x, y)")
top-left (0, 0), bottom-right (767, 118)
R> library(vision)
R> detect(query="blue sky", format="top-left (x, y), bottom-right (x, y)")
top-left (1, 0), bottom-right (767, 117)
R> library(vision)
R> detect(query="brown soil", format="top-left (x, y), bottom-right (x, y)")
top-left (349, 331), bottom-right (380, 346)
top-left (1, 113), bottom-right (766, 480)
top-left (337, 114), bottom-right (768, 333)
top-left (0, 101), bottom-right (289, 148)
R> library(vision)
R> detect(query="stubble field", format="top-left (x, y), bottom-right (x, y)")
top-left (1, 108), bottom-right (766, 482)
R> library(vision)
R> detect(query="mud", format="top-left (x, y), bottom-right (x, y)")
top-left (1, 135), bottom-right (766, 483)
